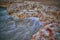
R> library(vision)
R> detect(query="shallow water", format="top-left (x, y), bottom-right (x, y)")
top-left (0, 8), bottom-right (51, 40)
top-left (0, 1), bottom-right (60, 40)
top-left (0, 14), bottom-right (43, 40)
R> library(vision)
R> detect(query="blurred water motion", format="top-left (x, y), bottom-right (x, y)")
top-left (0, 7), bottom-right (10, 21)
top-left (0, 7), bottom-right (8, 16)
top-left (0, 1), bottom-right (60, 40)
top-left (0, 13), bottom-right (43, 40)
top-left (1, 21), bottom-right (43, 40)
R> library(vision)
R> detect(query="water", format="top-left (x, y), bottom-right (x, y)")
top-left (0, 13), bottom-right (43, 40)
top-left (0, 1), bottom-right (59, 40)
top-left (0, 7), bottom-right (9, 21)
